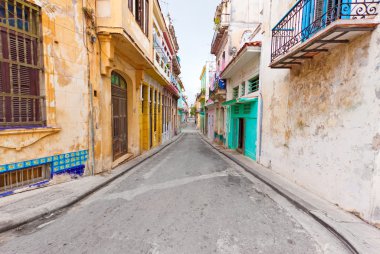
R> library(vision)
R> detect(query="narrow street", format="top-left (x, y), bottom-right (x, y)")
top-left (0, 0), bottom-right (378, 253)
top-left (0, 125), bottom-right (348, 254)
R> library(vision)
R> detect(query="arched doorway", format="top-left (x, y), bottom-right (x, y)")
top-left (111, 71), bottom-right (128, 160)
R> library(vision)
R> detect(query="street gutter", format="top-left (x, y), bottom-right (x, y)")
top-left (198, 133), bottom-right (359, 254)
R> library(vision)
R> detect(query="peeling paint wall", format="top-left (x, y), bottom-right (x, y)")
top-left (0, 0), bottom-right (181, 188)
top-left (91, 52), bottom-right (142, 173)
top-left (0, 1), bottom-right (90, 174)
top-left (260, 0), bottom-right (380, 225)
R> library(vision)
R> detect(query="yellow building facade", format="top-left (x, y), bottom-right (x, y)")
top-left (0, 0), bottom-right (181, 194)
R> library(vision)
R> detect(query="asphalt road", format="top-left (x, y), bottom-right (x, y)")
top-left (0, 125), bottom-right (348, 253)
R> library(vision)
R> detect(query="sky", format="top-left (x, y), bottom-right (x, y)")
top-left (159, 0), bottom-right (220, 106)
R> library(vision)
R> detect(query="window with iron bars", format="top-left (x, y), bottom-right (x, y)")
top-left (0, 0), bottom-right (45, 129)
top-left (248, 76), bottom-right (259, 94)
top-left (0, 165), bottom-right (50, 192)
top-left (241, 82), bottom-right (246, 96)
top-left (232, 86), bottom-right (239, 99)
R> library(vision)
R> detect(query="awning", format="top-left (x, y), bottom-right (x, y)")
top-left (222, 97), bottom-right (257, 106)
top-left (238, 97), bottom-right (257, 103)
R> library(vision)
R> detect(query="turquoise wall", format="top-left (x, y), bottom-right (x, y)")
top-left (226, 99), bottom-right (258, 160)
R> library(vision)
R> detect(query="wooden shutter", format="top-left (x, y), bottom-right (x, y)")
top-left (9, 32), bottom-right (38, 123)
top-left (0, 27), bottom-right (11, 123)
top-left (315, 0), bottom-right (325, 19)
top-left (0, 2), bottom-right (42, 126)
top-left (145, 0), bottom-right (149, 35)
top-left (135, 0), bottom-right (143, 29)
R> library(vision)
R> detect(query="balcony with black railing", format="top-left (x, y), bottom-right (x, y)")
top-left (270, 0), bottom-right (379, 68)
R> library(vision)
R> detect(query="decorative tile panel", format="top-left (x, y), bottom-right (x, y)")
top-left (0, 150), bottom-right (89, 175)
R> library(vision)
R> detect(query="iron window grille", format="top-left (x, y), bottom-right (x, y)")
top-left (248, 76), bottom-right (259, 93)
top-left (0, 0), bottom-right (45, 128)
top-left (0, 165), bottom-right (49, 192)
top-left (232, 86), bottom-right (239, 99)
top-left (241, 82), bottom-right (246, 96)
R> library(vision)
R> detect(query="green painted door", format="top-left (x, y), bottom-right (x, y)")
top-left (229, 118), bottom-right (239, 150)
top-left (245, 118), bottom-right (257, 160)
top-left (244, 118), bottom-right (257, 160)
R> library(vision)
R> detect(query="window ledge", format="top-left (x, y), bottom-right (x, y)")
top-left (0, 127), bottom-right (61, 151)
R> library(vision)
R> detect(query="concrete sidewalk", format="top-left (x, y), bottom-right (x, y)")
top-left (0, 133), bottom-right (183, 234)
top-left (200, 134), bottom-right (380, 254)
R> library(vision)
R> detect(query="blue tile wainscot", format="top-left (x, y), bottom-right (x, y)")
top-left (0, 150), bottom-right (89, 177)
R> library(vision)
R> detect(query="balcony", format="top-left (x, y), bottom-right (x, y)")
top-left (170, 74), bottom-right (183, 95)
top-left (211, 2), bottom-right (230, 55)
top-left (96, 0), bottom-right (151, 68)
top-left (169, 24), bottom-right (180, 51)
top-left (198, 88), bottom-right (206, 102)
top-left (209, 77), bottom-right (226, 102)
top-left (211, 26), bottom-right (229, 55)
top-left (172, 55), bottom-right (181, 76)
top-left (270, 0), bottom-right (379, 68)
top-left (153, 33), bottom-right (171, 79)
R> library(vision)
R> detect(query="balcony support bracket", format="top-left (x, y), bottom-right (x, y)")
top-left (317, 39), bottom-right (349, 44)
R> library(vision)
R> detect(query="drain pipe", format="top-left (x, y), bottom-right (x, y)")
top-left (257, 90), bottom-right (263, 163)
top-left (89, 81), bottom-right (96, 176)
top-left (83, 0), bottom-right (96, 176)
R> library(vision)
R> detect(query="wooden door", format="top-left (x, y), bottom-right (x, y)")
top-left (111, 72), bottom-right (128, 161)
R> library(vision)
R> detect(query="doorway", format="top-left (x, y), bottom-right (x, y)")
top-left (111, 71), bottom-right (128, 161)
top-left (149, 88), bottom-right (153, 148)
top-left (237, 118), bottom-right (245, 154)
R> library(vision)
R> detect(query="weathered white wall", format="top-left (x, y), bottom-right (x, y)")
top-left (259, 0), bottom-right (380, 226)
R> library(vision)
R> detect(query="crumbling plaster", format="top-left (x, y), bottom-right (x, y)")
top-left (0, 1), bottom-right (90, 167)
top-left (260, 17), bottom-right (380, 225)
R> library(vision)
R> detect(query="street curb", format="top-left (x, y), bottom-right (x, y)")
top-left (198, 133), bottom-right (358, 254)
top-left (0, 133), bottom-right (185, 234)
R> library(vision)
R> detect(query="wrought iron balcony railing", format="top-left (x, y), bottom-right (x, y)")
top-left (271, 0), bottom-right (379, 63)
top-left (0, 93), bottom-right (46, 128)
top-left (210, 76), bottom-right (226, 92)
